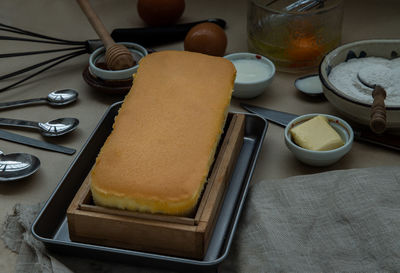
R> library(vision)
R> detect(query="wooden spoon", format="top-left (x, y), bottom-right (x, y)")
top-left (357, 72), bottom-right (387, 134)
top-left (369, 85), bottom-right (387, 134)
top-left (77, 0), bottom-right (135, 70)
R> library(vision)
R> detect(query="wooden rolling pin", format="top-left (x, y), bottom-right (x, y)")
top-left (77, 0), bottom-right (135, 70)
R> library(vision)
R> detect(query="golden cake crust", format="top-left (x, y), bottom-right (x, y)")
top-left (90, 50), bottom-right (236, 215)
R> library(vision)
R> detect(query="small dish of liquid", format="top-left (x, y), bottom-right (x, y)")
top-left (224, 52), bottom-right (275, 99)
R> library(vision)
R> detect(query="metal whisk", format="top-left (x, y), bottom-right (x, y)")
top-left (265, 0), bottom-right (326, 11)
top-left (0, 22), bottom-right (102, 92)
top-left (0, 18), bottom-right (226, 92)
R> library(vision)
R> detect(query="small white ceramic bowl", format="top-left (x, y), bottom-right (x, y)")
top-left (284, 113), bottom-right (354, 166)
top-left (224, 52), bottom-right (275, 99)
top-left (89, 42), bottom-right (148, 81)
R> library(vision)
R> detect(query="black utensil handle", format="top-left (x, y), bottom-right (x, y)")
top-left (354, 128), bottom-right (400, 152)
top-left (0, 98), bottom-right (45, 109)
top-left (111, 18), bottom-right (226, 46)
top-left (0, 129), bottom-right (76, 155)
top-left (0, 118), bottom-right (38, 129)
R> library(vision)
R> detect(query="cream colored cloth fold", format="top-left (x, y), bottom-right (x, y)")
top-left (3, 166), bottom-right (400, 272)
top-left (220, 166), bottom-right (400, 272)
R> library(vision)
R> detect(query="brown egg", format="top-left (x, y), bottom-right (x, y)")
top-left (137, 0), bottom-right (185, 27)
top-left (184, 22), bottom-right (227, 57)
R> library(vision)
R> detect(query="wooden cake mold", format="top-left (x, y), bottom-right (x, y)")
top-left (67, 113), bottom-right (245, 259)
top-left (31, 102), bottom-right (268, 272)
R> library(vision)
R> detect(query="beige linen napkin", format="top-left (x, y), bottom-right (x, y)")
top-left (220, 165), bottom-right (400, 272)
top-left (3, 166), bottom-right (400, 272)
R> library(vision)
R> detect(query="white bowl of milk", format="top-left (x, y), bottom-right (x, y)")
top-left (224, 52), bottom-right (275, 99)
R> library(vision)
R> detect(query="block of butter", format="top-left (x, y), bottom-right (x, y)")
top-left (290, 115), bottom-right (344, 151)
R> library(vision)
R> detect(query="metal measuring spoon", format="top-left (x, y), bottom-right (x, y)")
top-left (0, 117), bottom-right (79, 137)
top-left (0, 89), bottom-right (78, 110)
top-left (0, 150), bottom-right (40, 182)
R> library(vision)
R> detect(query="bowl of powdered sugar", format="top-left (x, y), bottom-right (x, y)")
top-left (320, 39), bottom-right (400, 131)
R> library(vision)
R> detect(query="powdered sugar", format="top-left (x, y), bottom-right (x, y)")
top-left (328, 57), bottom-right (400, 106)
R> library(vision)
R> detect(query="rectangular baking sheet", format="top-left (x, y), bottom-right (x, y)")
top-left (31, 102), bottom-right (268, 272)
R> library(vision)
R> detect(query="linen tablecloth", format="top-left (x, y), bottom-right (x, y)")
top-left (3, 166), bottom-right (400, 272)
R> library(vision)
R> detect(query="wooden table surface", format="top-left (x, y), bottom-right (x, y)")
top-left (0, 0), bottom-right (399, 271)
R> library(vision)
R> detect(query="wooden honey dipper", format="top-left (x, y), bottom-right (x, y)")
top-left (77, 0), bottom-right (135, 70)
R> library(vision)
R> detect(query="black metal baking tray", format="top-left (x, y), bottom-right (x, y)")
top-left (31, 102), bottom-right (268, 273)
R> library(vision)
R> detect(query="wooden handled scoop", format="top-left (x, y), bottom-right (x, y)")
top-left (77, 0), bottom-right (135, 70)
top-left (357, 67), bottom-right (388, 134)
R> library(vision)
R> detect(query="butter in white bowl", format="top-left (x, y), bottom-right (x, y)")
top-left (290, 115), bottom-right (344, 151)
top-left (284, 114), bottom-right (353, 166)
